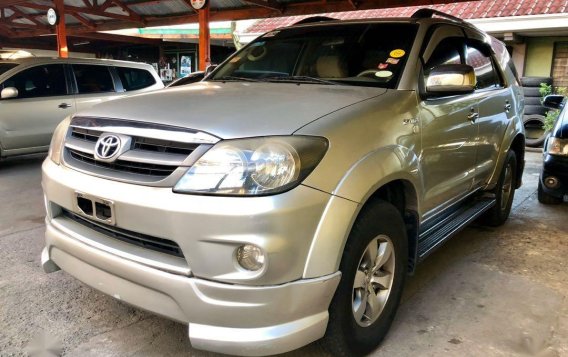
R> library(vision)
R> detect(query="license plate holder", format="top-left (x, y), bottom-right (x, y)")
top-left (74, 191), bottom-right (116, 225)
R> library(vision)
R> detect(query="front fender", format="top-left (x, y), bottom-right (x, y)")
top-left (302, 145), bottom-right (422, 278)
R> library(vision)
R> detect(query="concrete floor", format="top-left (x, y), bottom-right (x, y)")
top-left (0, 151), bottom-right (567, 357)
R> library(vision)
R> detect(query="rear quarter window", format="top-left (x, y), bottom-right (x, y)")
top-left (73, 64), bottom-right (115, 94)
top-left (116, 67), bottom-right (156, 91)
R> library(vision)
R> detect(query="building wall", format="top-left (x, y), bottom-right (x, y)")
top-left (524, 37), bottom-right (568, 77)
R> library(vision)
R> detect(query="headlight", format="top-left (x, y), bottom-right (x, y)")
top-left (48, 116), bottom-right (71, 165)
top-left (547, 137), bottom-right (568, 156)
top-left (174, 136), bottom-right (328, 196)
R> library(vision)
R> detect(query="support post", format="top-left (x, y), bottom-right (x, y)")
top-left (198, 4), bottom-right (210, 71)
top-left (55, 0), bottom-right (68, 58)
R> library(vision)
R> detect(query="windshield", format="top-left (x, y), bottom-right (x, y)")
top-left (211, 23), bottom-right (417, 88)
top-left (0, 63), bottom-right (17, 76)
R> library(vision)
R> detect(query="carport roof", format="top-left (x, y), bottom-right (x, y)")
top-left (0, 0), bottom-right (471, 39)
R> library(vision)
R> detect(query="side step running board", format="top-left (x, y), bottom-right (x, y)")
top-left (417, 198), bottom-right (496, 262)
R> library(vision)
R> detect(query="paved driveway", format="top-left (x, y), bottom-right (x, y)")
top-left (0, 152), bottom-right (566, 356)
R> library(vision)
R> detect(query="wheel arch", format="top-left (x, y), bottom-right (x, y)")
top-left (509, 133), bottom-right (525, 189)
top-left (302, 176), bottom-right (421, 279)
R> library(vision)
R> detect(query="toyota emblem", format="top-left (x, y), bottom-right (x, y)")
top-left (95, 134), bottom-right (121, 160)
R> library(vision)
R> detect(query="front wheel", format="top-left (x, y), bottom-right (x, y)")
top-left (322, 200), bottom-right (407, 356)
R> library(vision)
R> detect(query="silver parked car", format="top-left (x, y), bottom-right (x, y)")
top-left (41, 9), bottom-right (525, 356)
top-left (0, 57), bottom-right (163, 160)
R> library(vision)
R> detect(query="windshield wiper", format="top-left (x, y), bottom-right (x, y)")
top-left (213, 76), bottom-right (262, 82)
top-left (263, 75), bottom-right (340, 85)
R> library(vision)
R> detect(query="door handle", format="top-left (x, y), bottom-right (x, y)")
top-left (467, 109), bottom-right (479, 123)
top-left (504, 102), bottom-right (511, 113)
top-left (58, 103), bottom-right (72, 109)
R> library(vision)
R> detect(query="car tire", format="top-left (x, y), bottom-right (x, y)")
top-left (322, 200), bottom-right (407, 357)
top-left (524, 97), bottom-right (542, 106)
top-left (523, 115), bottom-right (549, 147)
top-left (481, 150), bottom-right (517, 227)
top-left (522, 87), bottom-right (542, 97)
top-left (538, 180), bottom-right (563, 204)
top-left (524, 104), bottom-right (547, 116)
top-left (521, 76), bottom-right (553, 87)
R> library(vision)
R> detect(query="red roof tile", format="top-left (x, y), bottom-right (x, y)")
top-left (243, 0), bottom-right (568, 34)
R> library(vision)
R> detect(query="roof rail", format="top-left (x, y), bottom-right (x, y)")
top-left (293, 16), bottom-right (336, 25)
top-left (411, 8), bottom-right (466, 24)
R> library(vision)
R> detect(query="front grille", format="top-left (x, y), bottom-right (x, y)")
top-left (62, 209), bottom-right (184, 258)
top-left (62, 119), bottom-right (213, 185)
top-left (69, 148), bottom-right (177, 177)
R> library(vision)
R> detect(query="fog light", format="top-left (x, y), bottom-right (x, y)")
top-left (236, 244), bottom-right (265, 271)
top-left (544, 176), bottom-right (559, 189)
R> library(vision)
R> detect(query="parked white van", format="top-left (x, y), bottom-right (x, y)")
top-left (0, 57), bottom-right (163, 159)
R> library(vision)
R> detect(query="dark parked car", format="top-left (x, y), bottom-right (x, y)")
top-left (539, 95), bottom-right (567, 204)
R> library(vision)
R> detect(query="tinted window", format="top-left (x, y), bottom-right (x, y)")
top-left (212, 23), bottom-right (418, 88)
top-left (0, 63), bottom-right (17, 76)
top-left (466, 46), bottom-right (501, 90)
top-left (1, 64), bottom-right (67, 99)
top-left (116, 67), bottom-right (156, 91)
top-left (73, 64), bottom-right (115, 94)
top-left (424, 37), bottom-right (464, 73)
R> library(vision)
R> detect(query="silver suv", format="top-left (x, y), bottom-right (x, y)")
top-left (41, 10), bottom-right (525, 356)
top-left (0, 57), bottom-right (163, 160)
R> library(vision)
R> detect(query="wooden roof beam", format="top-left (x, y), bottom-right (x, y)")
top-left (9, 5), bottom-right (43, 26)
top-left (242, 0), bottom-right (284, 12)
top-left (16, 2), bottom-right (146, 25)
top-left (71, 12), bottom-right (97, 29)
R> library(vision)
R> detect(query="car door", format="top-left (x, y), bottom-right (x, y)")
top-left (71, 64), bottom-right (125, 113)
top-left (0, 63), bottom-right (74, 150)
top-left (418, 28), bottom-right (479, 217)
top-left (463, 38), bottom-right (513, 188)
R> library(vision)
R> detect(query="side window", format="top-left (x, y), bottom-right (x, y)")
top-left (424, 37), bottom-right (464, 74)
top-left (116, 67), bottom-right (156, 91)
top-left (466, 45), bottom-right (501, 90)
top-left (1, 64), bottom-right (67, 99)
top-left (72, 64), bottom-right (115, 94)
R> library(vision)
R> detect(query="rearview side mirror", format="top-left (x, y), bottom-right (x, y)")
top-left (205, 64), bottom-right (218, 77)
top-left (425, 64), bottom-right (476, 97)
top-left (542, 95), bottom-right (565, 110)
top-left (1, 87), bottom-right (18, 99)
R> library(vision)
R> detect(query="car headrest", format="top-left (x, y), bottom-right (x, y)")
top-left (316, 55), bottom-right (348, 78)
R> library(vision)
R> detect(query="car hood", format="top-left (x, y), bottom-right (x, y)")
top-left (78, 81), bottom-right (387, 139)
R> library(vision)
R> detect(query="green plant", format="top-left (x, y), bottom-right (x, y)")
top-left (539, 83), bottom-right (567, 131)
top-left (544, 109), bottom-right (560, 131)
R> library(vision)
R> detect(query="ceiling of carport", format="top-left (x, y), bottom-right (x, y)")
top-left (0, 0), bottom-right (470, 39)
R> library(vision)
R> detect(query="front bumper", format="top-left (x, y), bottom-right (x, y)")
top-left (541, 154), bottom-right (568, 198)
top-left (41, 158), bottom-right (344, 355)
top-left (42, 219), bottom-right (340, 355)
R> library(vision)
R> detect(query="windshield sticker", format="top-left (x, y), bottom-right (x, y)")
top-left (263, 31), bottom-right (279, 38)
top-left (375, 70), bottom-right (393, 78)
top-left (378, 63), bottom-right (389, 70)
top-left (389, 49), bottom-right (406, 58)
top-left (386, 57), bottom-right (400, 65)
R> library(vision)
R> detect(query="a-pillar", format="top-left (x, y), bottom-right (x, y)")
top-left (54, 0), bottom-right (68, 58)
top-left (198, 4), bottom-right (210, 71)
